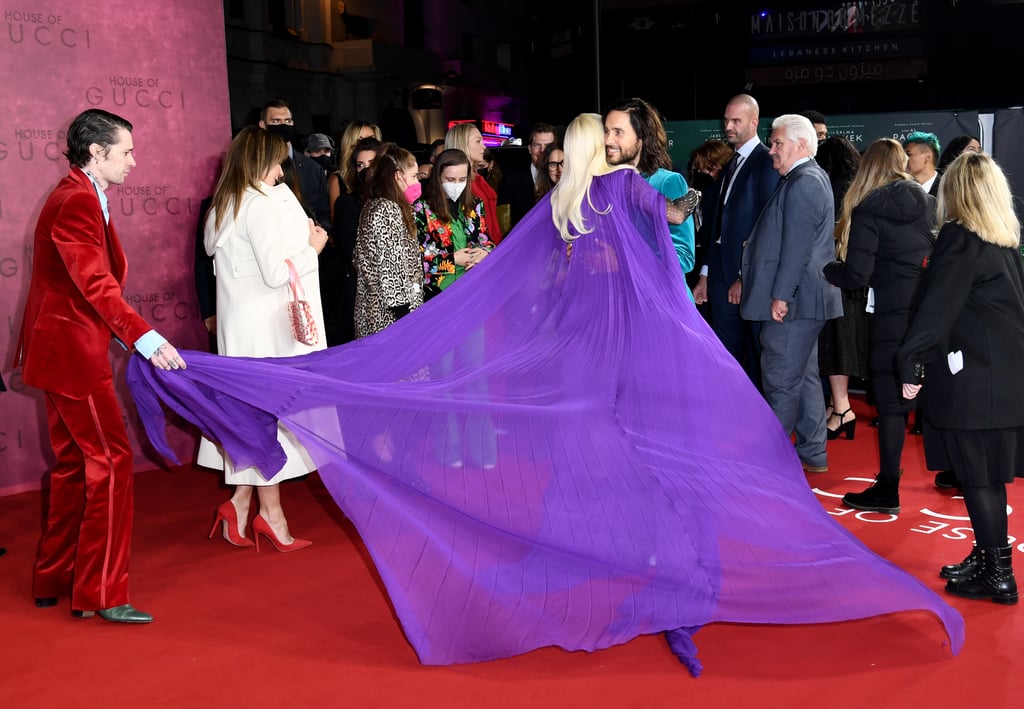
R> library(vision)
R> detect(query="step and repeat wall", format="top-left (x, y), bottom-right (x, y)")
top-left (0, 1), bottom-right (231, 495)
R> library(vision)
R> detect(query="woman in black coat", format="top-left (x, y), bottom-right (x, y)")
top-left (816, 135), bottom-right (868, 438)
top-left (898, 152), bottom-right (1022, 604)
top-left (823, 138), bottom-right (935, 513)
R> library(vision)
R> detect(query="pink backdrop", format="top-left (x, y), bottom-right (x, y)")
top-left (0, 1), bottom-right (231, 495)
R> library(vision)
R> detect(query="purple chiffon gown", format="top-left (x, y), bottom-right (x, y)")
top-left (128, 169), bottom-right (963, 676)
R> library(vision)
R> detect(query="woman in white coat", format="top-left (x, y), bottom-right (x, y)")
top-left (199, 126), bottom-right (329, 552)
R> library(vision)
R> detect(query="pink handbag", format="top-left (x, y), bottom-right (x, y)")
top-left (286, 259), bottom-right (318, 346)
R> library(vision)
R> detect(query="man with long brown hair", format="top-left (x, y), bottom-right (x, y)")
top-left (603, 98), bottom-right (695, 294)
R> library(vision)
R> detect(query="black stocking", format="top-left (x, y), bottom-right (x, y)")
top-left (963, 484), bottom-right (1009, 548)
top-left (877, 413), bottom-right (906, 480)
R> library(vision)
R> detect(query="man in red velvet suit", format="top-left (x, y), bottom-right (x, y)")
top-left (13, 109), bottom-right (187, 623)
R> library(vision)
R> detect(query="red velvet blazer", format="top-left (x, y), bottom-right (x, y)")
top-left (14, 168), bottom-right (151, 399)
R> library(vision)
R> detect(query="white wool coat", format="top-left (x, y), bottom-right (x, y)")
top-left (196, 182), bottom-right (325, 484)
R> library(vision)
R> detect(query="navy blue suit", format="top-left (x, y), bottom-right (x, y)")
top-left (703, 143), bottom-right (778, 383)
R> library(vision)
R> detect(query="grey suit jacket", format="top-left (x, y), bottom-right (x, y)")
top-left (739, 159), bottom-right (842, 322)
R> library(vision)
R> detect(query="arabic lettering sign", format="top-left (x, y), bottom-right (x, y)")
top-left (747, 58), bottom-right (927, 86)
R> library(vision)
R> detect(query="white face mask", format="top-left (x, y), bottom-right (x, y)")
top-left (442, 181), bottom-right (466, 202)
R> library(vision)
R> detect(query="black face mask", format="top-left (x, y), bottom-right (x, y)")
top-left (477, 167), bottom-right (490, 180)
top-left (312, 155), bottom-right (334, 173)
top-left (265, 123), bottom-right (295, 145)
top-left (355, 169), bottom-right (369, 187)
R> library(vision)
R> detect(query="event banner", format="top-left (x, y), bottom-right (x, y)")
top-left (993, 108), bottom-right (1024, 214)
top-left (0, 1), bottom-right (231, 495)
top-left (666, 110), bottom-right (982, 171)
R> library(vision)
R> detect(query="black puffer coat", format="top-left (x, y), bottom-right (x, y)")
top-left (824, 179), bottom-right (936, 412)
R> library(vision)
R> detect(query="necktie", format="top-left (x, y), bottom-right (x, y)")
top-left (715, 154), bottom-right (743, 242)
top-left (720, 154), bottom-right (744, 207)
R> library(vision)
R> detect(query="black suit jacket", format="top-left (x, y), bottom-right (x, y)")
top-left (704, 143), bottom-right (779, 286)
top-left (499, 167), bottom-right (536, 228)
top-left (898, 221), bottom-right (1024, 430)
top-left (293, 150), bottom-right (332, 232)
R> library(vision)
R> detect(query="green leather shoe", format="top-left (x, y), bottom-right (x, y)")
top-left (96, 604), bottom-right (154, 624)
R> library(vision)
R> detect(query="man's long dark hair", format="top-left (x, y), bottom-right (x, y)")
top-left (65, 109), bottom-right (133, 168)
top-left (603, 98), bottom-right (671, 177)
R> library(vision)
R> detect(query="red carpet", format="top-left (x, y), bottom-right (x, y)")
top-left (2, 395), bottom-right (1022, 708)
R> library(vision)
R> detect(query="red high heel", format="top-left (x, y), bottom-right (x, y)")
top-left (208, 501), bottom-right (255, 548)
top-left (251, 514), bottom-right (312, 554)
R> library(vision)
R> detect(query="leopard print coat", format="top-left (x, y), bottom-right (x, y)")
top-left (354, 197), bottom-right (424, 338)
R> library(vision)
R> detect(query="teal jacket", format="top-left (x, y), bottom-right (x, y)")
top-left (645, 168), bottom-right (695, 299)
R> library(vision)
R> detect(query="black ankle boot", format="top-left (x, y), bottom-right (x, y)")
top-left (940, 546), bottom-right (979, 580)
top-left (945, 546), bottom-right (1018, 604)
top-left (842, 474), bottom-right (900, 514)
top-left (934, 469), bottom-right (961, 490)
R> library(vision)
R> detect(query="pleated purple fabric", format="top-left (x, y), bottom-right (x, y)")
top-left (128, 170), bottom-right (963, 675)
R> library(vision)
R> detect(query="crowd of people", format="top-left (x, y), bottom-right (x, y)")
top-left (687, 99), bottom-right (1019, 606)
top-left (8, 94), bottom-right (1020, 671)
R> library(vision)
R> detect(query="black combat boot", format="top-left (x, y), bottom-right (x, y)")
top-left (939, 546), bottom-right (979, 580)
top-left (945, 546), bottom-right (1018, 605)
top-left (842, 474), bottom-right (900, 514)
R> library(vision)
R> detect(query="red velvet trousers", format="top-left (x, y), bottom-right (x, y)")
top-left (34, 364), bottom-right (134, 612)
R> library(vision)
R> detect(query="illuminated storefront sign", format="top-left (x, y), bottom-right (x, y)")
top-left (448, 119), bottom-right (516, 147)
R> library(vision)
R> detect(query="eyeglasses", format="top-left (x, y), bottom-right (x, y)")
top-left (546, 161), bottom-right (564, 170)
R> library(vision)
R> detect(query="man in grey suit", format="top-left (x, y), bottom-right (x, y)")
top-left (740, 114), bottom-right (842, 473)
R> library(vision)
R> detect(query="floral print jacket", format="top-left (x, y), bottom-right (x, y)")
top-left (413, 197), bottom-right (493, 290)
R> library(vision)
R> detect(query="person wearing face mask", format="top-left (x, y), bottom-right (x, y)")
top-left (259, 100), bottom-right (336, 344)
top-left (414, 149), bottom-right (493, 300)
top-left (303, 132), bottom-right (336, 175)
top-left (328, 122), bottom-right (383, 226)
top-left (329, 136), bottom-right (381, 344)
top-left (353, 143), bottom-right (425, 337)
top-left (258, 100), bottom-right (331, 232)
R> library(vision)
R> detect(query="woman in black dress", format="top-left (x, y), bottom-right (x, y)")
top-left (816, 135), bottom-right (868, 439)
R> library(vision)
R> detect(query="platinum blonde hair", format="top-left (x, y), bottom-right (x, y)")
top-left (550, 113), bottom-right (632, 242)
